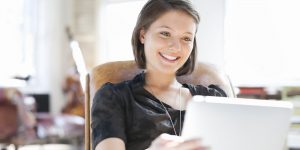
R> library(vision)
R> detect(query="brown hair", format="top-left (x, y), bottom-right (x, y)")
top-left (131, 0), bottom-right (200, 76)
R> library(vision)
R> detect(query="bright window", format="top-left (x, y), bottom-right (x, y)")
top-left (98, 0), bottom-right (147, 63)
top-left (0, 0), bottom-right (37, 81)
top-left (225, 0), bottom-right (300, 86)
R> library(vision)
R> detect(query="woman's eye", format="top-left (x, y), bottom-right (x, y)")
top-left (183, 37), bottom-right (192, 42)
top-left (160, 32), bottom-right (170, 37)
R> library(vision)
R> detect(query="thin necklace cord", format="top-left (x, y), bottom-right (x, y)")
top-left (148, 84), bottom-right (182, 136)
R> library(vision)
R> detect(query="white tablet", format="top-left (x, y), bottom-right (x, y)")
top-left (182, 96), bottom-right (293, 150)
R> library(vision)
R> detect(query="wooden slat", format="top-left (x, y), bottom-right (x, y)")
top-left (84, 74), bottom-right (91, 150)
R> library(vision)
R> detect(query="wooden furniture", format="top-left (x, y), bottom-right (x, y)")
top-left (84, 60), bottom-right (235, 150)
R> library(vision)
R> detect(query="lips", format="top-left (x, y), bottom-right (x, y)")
top-left (159, 53), bottom-right (180, 61)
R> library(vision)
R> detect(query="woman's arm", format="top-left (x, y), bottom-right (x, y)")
top-left (95, 138), bottom-right (125, 150)
top-left (92, 83), bottom-right (127, 150)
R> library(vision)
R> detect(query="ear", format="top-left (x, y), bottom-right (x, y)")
top-left (139, 28), bottom-right (145, 44)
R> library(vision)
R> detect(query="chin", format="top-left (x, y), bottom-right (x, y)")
top-left (157, 67), bottom-right (179, 75)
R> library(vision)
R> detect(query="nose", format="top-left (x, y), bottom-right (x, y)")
top-left (168, 38), bottom-right (181, 52)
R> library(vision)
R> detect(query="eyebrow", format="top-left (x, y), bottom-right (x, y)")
top-left (158, 25), bottom-right (194, 35)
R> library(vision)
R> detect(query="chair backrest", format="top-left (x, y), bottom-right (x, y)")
top-left (84, 60), bottom-right (235, 150)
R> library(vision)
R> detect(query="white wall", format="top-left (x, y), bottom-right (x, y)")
top-left (192, 0), bottom-right (225, 69)
top-left (22, 0), bottom-right (70, 114)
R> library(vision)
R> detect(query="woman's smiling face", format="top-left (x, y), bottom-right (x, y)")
top-left (139, 10), bottom-right (197, 75)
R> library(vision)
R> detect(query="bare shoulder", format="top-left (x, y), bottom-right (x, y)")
top-left (95, 138), bottom-right (125, 150)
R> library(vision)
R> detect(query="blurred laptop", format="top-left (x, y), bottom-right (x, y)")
top-left (182, 96), bottom-right (293, 150)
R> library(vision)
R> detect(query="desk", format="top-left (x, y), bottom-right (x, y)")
top-left (4, 144), bottom-right (74, 150)
top-left (33, 113), bottom-right (84, 150)
top-left (35, 113), bottom-right (84, 141)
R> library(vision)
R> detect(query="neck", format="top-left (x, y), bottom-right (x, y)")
top-left (145, 70), bottom-right (183, 136)
top-left (145, 70), bottom-right (179, 89)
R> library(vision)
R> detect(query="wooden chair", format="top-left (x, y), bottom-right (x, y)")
top-left (84, 60), bottom-right (235, 150)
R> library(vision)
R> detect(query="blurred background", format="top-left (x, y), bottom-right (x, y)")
top-left (0, 0), bottom-right (300, 149)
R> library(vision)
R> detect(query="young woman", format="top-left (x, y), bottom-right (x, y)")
top-left (92, 0), bottom-right (227, 149)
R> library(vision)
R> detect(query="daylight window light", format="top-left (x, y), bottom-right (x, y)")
top-left (70, 40), bottom-right (87, 92)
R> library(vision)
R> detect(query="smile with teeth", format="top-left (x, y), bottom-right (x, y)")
top-left (159, 53), bottom-right (179, 61)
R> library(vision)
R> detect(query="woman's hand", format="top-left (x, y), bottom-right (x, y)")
top-left (147, 133), bottom-right (208, 150)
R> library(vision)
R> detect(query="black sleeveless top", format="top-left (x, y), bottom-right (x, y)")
top-left (91, 72), bottom-right (227, 150)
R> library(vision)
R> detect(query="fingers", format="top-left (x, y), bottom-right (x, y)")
top-left (149, 134), bottom-right (209, 150)
top-left (160, 133), bottom-right (184, 143)
top-left (175, 139), bottom-right (209, 150)
top-left (149, 134), bottom-right (182, 150)
top-left (149, 133), bottom-right (171, 149)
